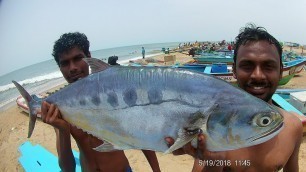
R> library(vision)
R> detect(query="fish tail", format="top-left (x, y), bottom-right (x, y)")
top-left (12, 80), bottom-right (40, 138)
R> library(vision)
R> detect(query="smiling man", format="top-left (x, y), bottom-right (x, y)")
top-left (167, 24), bottom-right (303, 172)
top-left (233, 30), bottom-right (283, 103)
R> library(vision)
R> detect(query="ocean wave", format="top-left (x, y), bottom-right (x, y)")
top-left (0, 71), bottom-right (63, 92)
top-left (0, 97), bottom-right (18, 111)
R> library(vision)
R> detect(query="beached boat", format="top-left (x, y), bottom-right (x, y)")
top-left (284, 58), bottom-right (306, 74)
top-left (272, 90), bottom-right (306, 133)
top-left (193, 50), bottom-right (234, 64)
top-left (279, 58), bottom-right (306, 85)
top-left (16, 96), bottom-right (28, 113)
top-left (16, 87), bottom-right (66, 118)
top-left (16, 96), bottom-right (41, 118)
top-left (193, 53), bottom-right (234, 64)
top-left (274, 89), bottom-right (306, 113)
top-left (275, 88), bottom-right (306, 100)
top-left (177, 64), bottom-right (207, 72)
top-left (201, 63), bottom-right (236, 84)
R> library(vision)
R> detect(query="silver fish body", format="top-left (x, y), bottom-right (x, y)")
top-left (42, 64), bottom-right (283, 153)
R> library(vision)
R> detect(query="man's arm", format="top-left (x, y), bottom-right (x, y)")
top-left (42, 101), bottom-right (76, 172)
top-left (283, 113), bottom-right (303, 172)
top-left (141, 150), bottom-right (161, 172)
top-left (54, 128), bottom-right (76, 171)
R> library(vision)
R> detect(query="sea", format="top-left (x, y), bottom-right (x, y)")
top-left (0, 42), bottom-right (180, 111)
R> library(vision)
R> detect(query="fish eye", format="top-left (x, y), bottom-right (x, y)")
top-left (258, 116), bottom-right (272, 127)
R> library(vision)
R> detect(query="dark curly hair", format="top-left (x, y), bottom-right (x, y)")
top-left (52, 32), bottom-right (90, 66)
top-left (234, 23), bottom-right (282, 64)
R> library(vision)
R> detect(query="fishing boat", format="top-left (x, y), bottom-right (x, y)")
top-left (194, 49), bottom-right (234, 63)
top-left (284, 58), bottom-right (306, 73)
top-left (275, 88), bottom-right (306, 99)
top-left (193, 53), bottom-right (234, 64)
top-left (279, 58), bottom-right (306, 85)
top-left (16, 88), bottom-right (66, 118)
top-left (177, 64), bottom-right (207, 72)
top-left (16, 96), bottom-right (42, 118)
top-left (272, 89), bottom-right (306, 133)
top-left (202, 63), bottom-right (236, 84)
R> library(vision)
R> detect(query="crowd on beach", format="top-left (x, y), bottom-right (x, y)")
top-left (177, 40), bottom-right (306, 60)
top-left (178, 40), bottom-right (234, 51)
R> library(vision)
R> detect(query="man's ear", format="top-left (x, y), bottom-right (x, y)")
top-left (233, 63), bottom-right (237, 79)
top-left (87, 52), bottom-right (91, 58)
top-left (279, 63), bottom-right (283, 81)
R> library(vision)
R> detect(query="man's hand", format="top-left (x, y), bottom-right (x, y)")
top-left (41, 101), bottom-right (70, 132)
top-left (165, 136), bottom-right (197, 156)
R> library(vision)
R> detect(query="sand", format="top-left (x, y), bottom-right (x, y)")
top-left (1, 49), bottom-right (306, 172)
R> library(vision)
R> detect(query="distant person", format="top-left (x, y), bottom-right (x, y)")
top-left (165, 48), bottom-right (170, 54)
top-left (42, 32), bottom-right (161, 172)
top-left (188, 48), bottom-right (195, 57)
top-left (108, 55), bottom-right (120, 65)
top-left (142, 47), bottom-right (145, 59)
top-left (209, 45), bottom-right (215, 52)
top-left (227, 43), bottom-right (232, 51)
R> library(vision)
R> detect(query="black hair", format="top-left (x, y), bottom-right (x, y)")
top-left (52, 32), bottom-right (90, 66)
top-left (234, 23), bottom-right (282, 63)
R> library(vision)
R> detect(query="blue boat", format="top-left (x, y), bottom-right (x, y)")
top-left (194, 50), bottom-right (234, 64)
top-left (179, 63), bottom-right (236, 84)
top-left (272, 90), bottom-right (306, 133)
top-left (194, 55), bottom-right (234, 64)
top-left (177, 64), bottom-right (207, 72)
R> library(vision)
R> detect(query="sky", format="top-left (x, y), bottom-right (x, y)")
top-left (0, 0), bottom-right (306, 76)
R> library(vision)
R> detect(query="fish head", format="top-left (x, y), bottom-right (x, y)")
top-left (205, 104), bottom-right (284, 151)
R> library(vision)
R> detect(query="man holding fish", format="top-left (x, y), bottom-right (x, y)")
top-left (41, 32), bottom-right (161, 172)
top-left (167, 24), bottom-right (303, 172)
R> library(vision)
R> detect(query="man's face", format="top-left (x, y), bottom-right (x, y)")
top-left (58, 47), bottom-right (90, 83)
top-left (233, 40), bottom-right (283, 103)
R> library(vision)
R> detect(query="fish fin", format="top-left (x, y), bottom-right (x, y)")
top-left (187, 104), bottom-right (219, 130)
top-left (83, 58), bottom-right (110, 73)
top-left (93, 140), bottom-right (120, 152)
top-left (93, 139), bottom-right (136, 152)
top-left (164, 104), bottom-right (219, 154)
top-left (12, 81), bottom-right (41, 138)
top-left (164, 128), bottom-right (199, 154)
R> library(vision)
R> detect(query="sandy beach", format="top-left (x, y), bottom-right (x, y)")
top-left (1, 48), bottom-right (306, 172)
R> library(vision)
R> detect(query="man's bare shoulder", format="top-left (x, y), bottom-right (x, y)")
top-left (277, 107), bottom-right (303, 138)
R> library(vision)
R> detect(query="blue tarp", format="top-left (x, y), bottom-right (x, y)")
top-left (19, 141), bottom-right (81, 172)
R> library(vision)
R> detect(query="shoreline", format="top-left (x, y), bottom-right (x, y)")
top-left (118, 52), bottom-right (164, 65)
top-left (0, 77), bottom-right (67, 112)
top-left (0, 50), bottom-right (306, 171)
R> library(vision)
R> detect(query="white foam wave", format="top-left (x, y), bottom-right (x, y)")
top-left (0, 71), bottom-right (63, 92)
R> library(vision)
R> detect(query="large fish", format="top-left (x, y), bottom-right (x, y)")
top-left (13, 58), bottom-right (283, 153)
